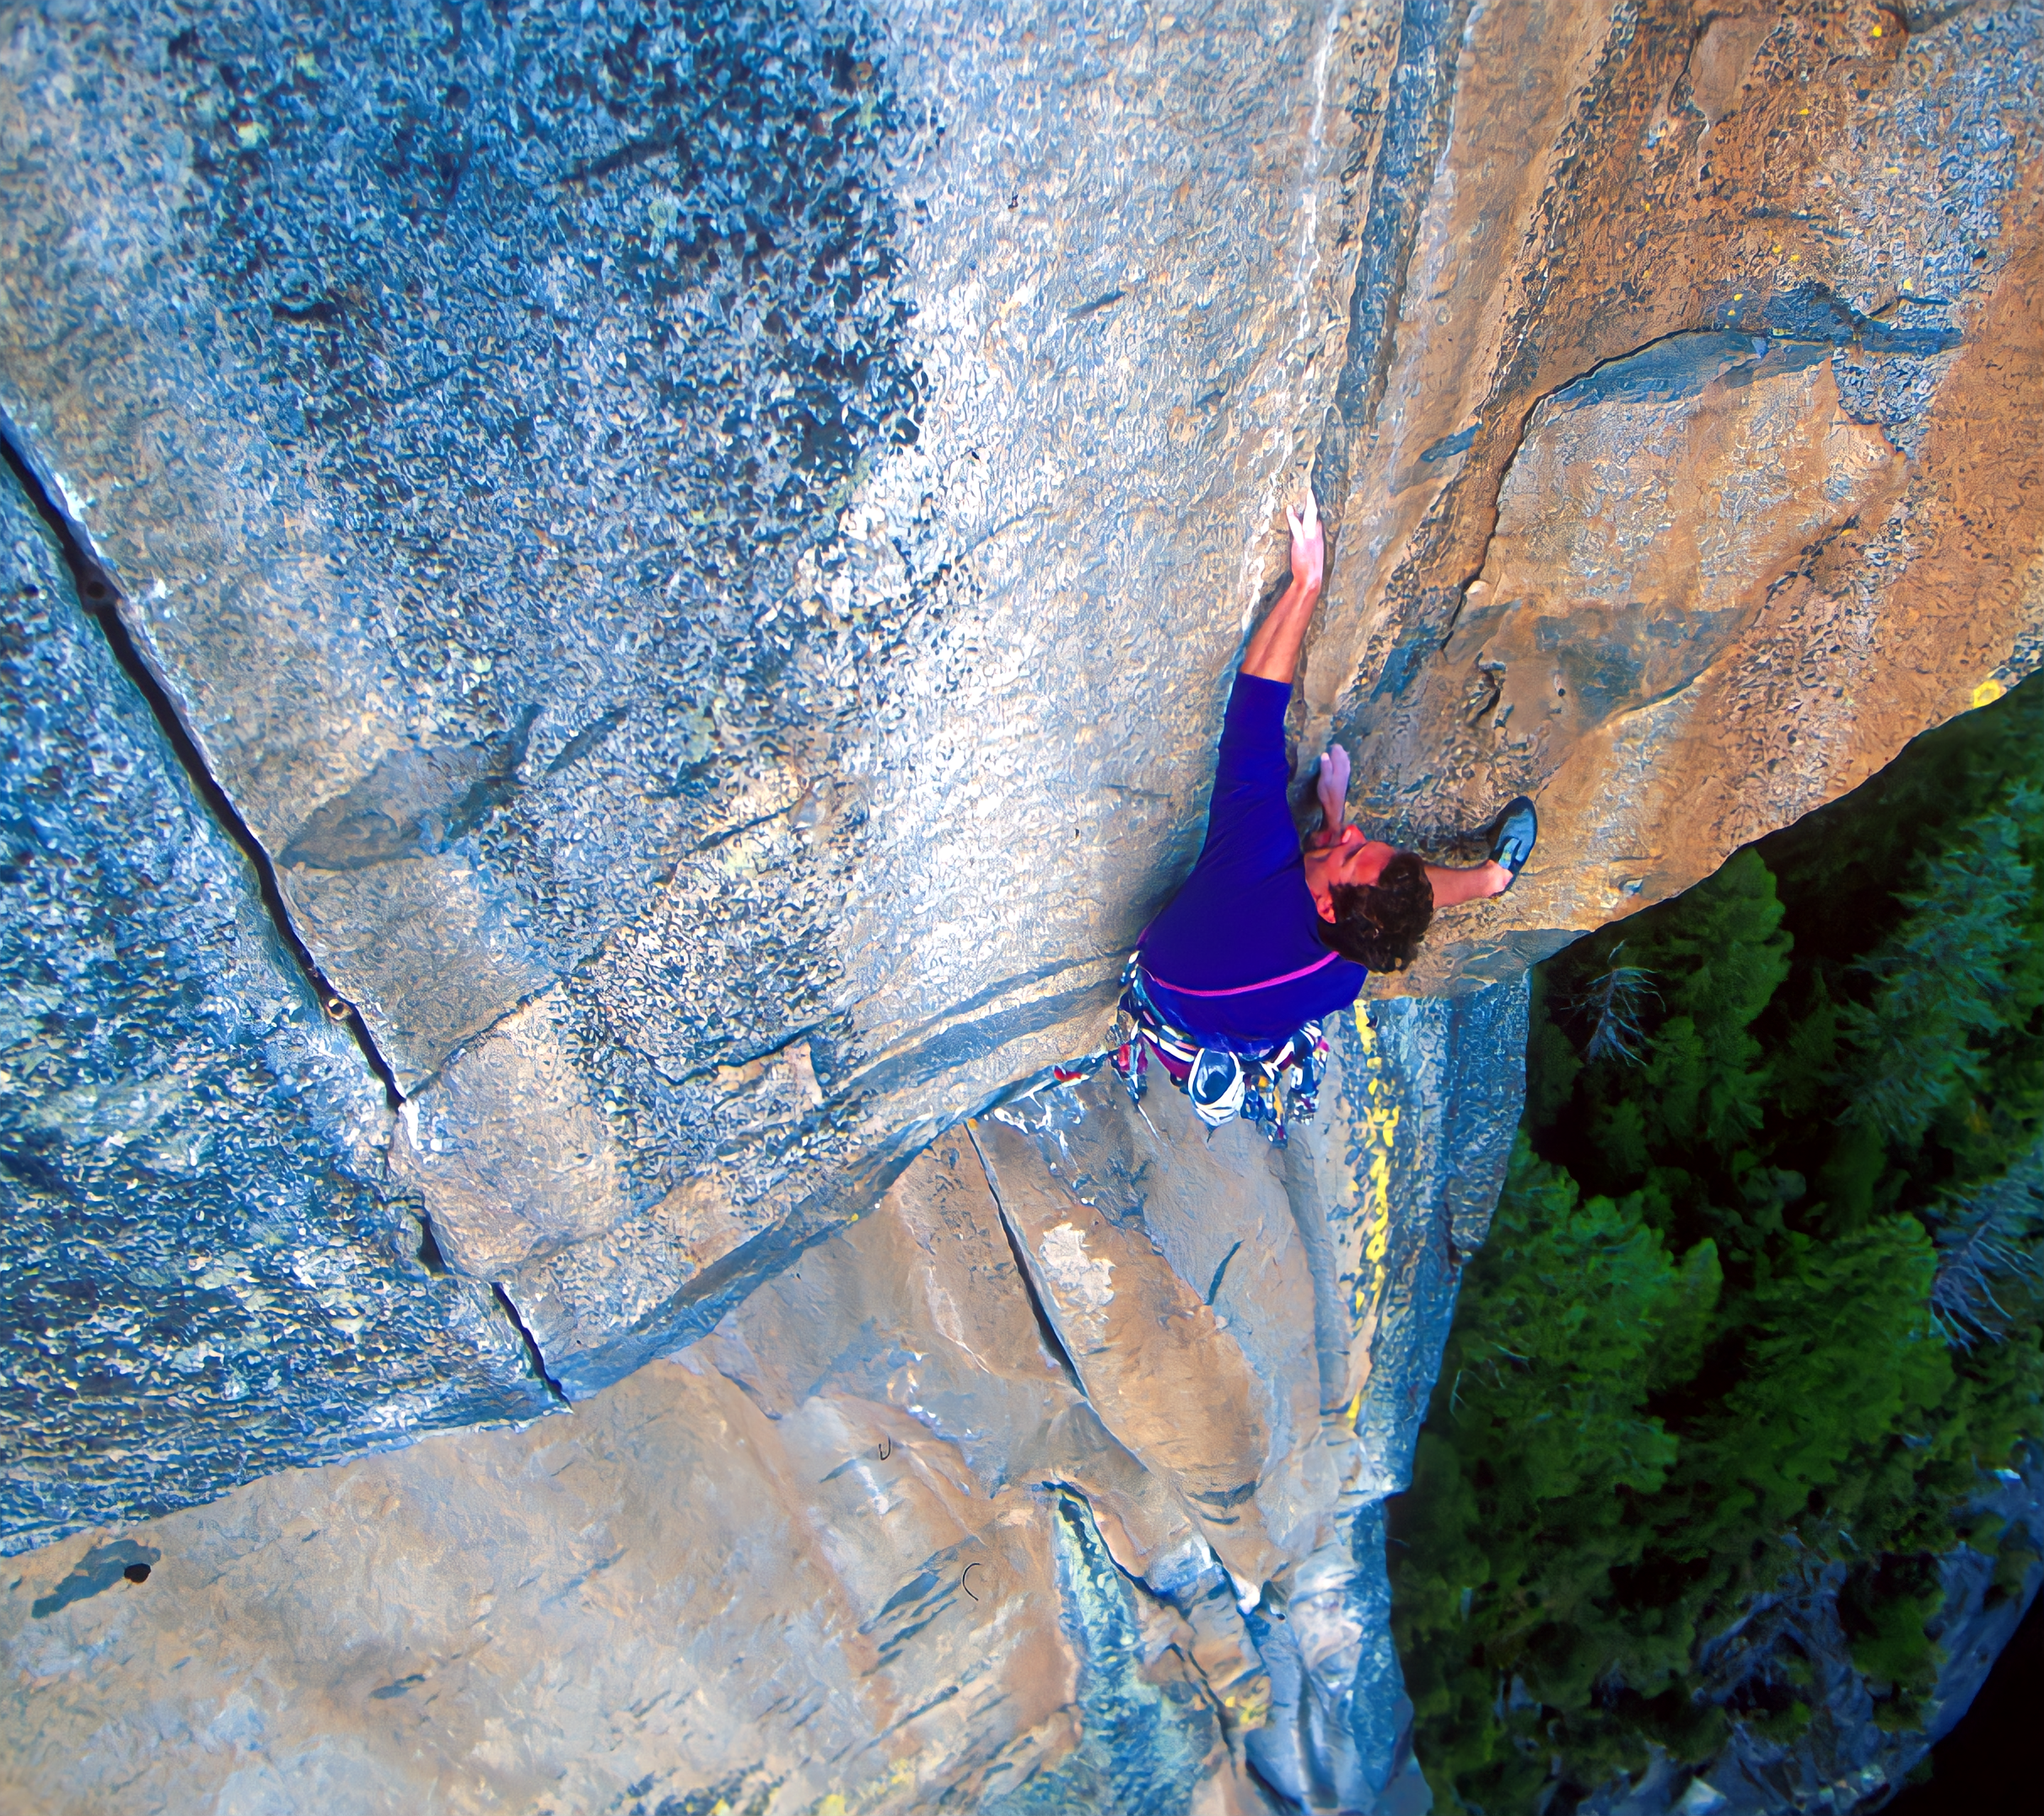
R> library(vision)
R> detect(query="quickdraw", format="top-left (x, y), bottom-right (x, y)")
top-left (1109, 959), bottom-right (1328, 1146)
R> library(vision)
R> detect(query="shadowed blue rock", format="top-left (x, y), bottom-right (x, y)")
top-left (984, 1493), bottom-right (1219, 1815)
top-left (0, 463), bottom-right (551, 1554)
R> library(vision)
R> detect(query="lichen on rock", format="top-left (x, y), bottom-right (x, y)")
top-left (0, 0), bottom-right (2041, 1808)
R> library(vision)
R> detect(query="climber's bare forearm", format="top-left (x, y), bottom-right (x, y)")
top-left (1426, 860), bottom-right (1513, 906)
top-left (1307, 792), bottom-right (1346, 848)
top-left (1240, 578), bottom-right (1321, 687)
top-left (1242, 490), bottom-right (1326, 688)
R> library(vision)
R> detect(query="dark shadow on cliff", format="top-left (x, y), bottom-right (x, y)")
top-left (1880, 1583), bottom-right (2043, 1813)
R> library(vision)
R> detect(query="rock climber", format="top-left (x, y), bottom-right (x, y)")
top-left (1113, 486), bottom-right (1536, 1139)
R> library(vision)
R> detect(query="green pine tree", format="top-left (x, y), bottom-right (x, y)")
top-left (1392, 675), bottom-right (2044, 1811)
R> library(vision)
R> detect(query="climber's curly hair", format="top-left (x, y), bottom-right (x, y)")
top-left (1316, 851), bottom-right (1433, 973)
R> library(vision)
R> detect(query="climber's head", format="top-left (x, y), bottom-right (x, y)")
top-left (1308, 834), bottom-right (1434, 973)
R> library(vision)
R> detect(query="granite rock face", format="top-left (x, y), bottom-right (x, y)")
top-left (1312, 0), bottom-right (2044, 995)
top-left (0, 463), bottom-right (551, 1555)
top-left (0, 0), bottom-right (1380, 1388)
top-left (0, 998), bottom-right (1520, 1814)
top-left (6, 0), bottom-right (2041, 1379)
top-left (7, 0), bottom-right (2040, 1392)
top-left (0, 0), bottom-right (2041, 1809)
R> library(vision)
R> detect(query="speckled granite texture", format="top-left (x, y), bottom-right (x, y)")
top-left (1, 0), bottom-right (2040, 1808)
top-left (0, 463), bottom-right (551, 1555)
top-left (0, 1004), bottom-right (1522, 1813)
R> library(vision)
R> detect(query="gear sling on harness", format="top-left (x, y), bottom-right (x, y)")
top-left (1110, 956), bottom-right (1329, 1145)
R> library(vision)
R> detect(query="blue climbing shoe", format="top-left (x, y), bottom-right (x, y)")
top-left (1486, 795), bottom-right (1537, 888)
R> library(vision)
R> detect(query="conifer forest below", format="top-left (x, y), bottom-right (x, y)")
top-left (1393, 674), bottom-right (2044, 1812)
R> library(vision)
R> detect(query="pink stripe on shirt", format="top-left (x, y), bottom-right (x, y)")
top-left (1143, 949), bottom-right (1340, 997)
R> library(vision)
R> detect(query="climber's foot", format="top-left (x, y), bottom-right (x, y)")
top-left (1484, 796), bottom-right (1538, 890)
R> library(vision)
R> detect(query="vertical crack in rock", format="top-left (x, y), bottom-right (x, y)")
top-left (1205, 1238), bottom-right (1245, 1307)
top-left (0, 452), bottom-right (555, 1552)
top-left (492, 1285), bottom-right (569, 1405)
top-left (1319, 0), bottom-right (1474, 512)
top-left (969, 1120), bottom-right (1086, 1396)
top-left (0, 408), bottom-right (485, 1345)
top-left (0, 411), bottom-right (405, 1109)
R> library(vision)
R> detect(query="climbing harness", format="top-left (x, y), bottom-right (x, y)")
top-left (1109, 958), bottom-right (1327, 1146)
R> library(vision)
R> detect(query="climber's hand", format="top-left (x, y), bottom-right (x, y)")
top-left (1244, 484), bottom-right (1329, 686)
top-left (1315, 743), bottom-right (1351, 834)
top-left (1287, 486), bottom-right (1325, 594)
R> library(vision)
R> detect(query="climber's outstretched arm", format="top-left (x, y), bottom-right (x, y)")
top-left (1240, 490), bottom-right (1324, 687)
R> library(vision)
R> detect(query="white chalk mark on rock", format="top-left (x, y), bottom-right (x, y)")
top-left (1038, 1222), bottom-right (1114, 1313)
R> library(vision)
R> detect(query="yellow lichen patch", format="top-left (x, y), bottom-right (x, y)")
top-left (1349, 1007), bottom-right (1402, 1330)
top-left (1973, 677), bottom-right (2006, 710)
top-left (1224, 1684), bottom-right (1273, 1729)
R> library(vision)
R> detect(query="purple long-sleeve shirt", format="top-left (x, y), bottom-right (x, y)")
top-left (1138, 673), bottom-right (1367, 1045)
